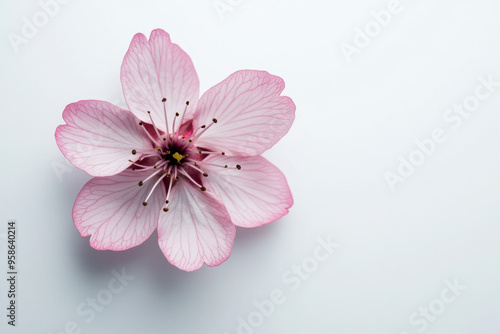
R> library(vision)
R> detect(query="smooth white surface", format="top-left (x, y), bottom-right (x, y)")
top-left (1, 0), bottom-right (500, 333)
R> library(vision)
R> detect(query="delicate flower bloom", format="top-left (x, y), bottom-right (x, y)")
top-left (55, 29), bottom-right (295, 271)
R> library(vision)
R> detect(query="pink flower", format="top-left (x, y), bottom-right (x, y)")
top-left (55, 29), bottom-right (295, 271)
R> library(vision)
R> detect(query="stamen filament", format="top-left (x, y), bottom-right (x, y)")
top-left (129, 158), bottom-right (164, 170)
top-left (133, 152), bottom-right (162, 162)
top-left (143, 171), bottom-right (168, 204)
top-left (198, 150), bottom-right (225, 155)
top-left (139, 162), bottom-right (168, 185)
top-left (187, 163), bottom-right (208, 176)
top-left (162, 98), bottom-right (170, 140)
top-left (172, 112), bottom-right (179, 137)
top-left (147, 111), bottom-right (162, 140)
top-left (139, 122), bottom-right (160, 144)
top-left (178, 168), bottom-right (206, 191)
top-left (201, 162), bottom-right (242, 170)
top-left (163, 166), bottom-right (174, 211)
top-left (176, 101), bottom-right (189, 135)
top-left (193, 118), bottom-right (217, 140)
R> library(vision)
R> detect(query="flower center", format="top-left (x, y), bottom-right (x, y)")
top-left (160, 140), bottom-right (189, 167)
top-left (128, 97), bottom-right (242, 212)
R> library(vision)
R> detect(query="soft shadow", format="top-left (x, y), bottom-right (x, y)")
top-left (234, 217), bottom-right (286, 248)
top-left (60, 159), bottom-right (290, 289)
top-left (69, 216), bottom-right (291, 290)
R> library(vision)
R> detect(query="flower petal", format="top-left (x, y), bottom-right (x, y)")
top-left (121, 29), bottom-right (200, 132)
top-left (73, 169), bottom-right (165, 251)
top-left (201, 155), bottom-right (293, 228)
top-left (55, 100), bottom-right (153, 177)
top-left (192, 70), bottom-right (295, 156)
top-left (157, 179), bottom-right (235, 271)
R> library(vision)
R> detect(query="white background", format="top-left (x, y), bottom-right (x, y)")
top-left (1, 0), bottom-right (500, 333)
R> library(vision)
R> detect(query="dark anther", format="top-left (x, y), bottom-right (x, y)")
top-left (132, 149), bottom-right (137, 155)
top-left (162, 98), bottom-right (167, 102)
top-left (236, 165), bottom-right (241, 170)
top-left (163, 208), bottom-right (169, 212)
top-left (138, 181), bottom-right (144, 186)
top-left (203, 173), bottom-right (208, 177)
top-left (142, 201), bottom-right (148, 206)
top-left (200, 186), bottom-right (207, 191)
top-left (212, 118), bottom-right (218, 123)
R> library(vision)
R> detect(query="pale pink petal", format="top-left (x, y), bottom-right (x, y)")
top-left (73, 169), bottom-right (165, 251)
top-left (192, 70), bottom-right (295, 156)
top-left (55, 100), bottom-right (153, 177)
top-left (157, 179), bottom-right (235, 271)
top-left (121, 29), bottom-right (199, 132)
top-left (201, 155), bottom-right (293, 228)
